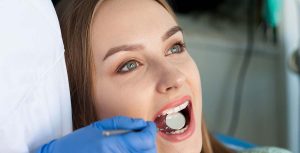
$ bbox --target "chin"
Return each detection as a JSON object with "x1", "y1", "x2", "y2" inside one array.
[{"x1": 156, "y1": 121, "x2": 202, "y2": 153}]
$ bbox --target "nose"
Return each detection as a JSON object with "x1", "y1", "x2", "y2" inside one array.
[{"x1": 156, "y1": 64, "x2": 186, "y2": 94}]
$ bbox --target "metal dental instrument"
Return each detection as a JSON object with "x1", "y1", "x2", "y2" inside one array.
[
  {"x1": 102, "y1": 128, "x2": 159, "y2": 136},
  {"x1": 102, "y1": 130, "x2": 134, "y2": 136}
]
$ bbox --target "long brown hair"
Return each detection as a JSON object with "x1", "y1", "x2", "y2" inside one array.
[{"x1": 56, "y1": 0, "x2": 233, "y2": 153}]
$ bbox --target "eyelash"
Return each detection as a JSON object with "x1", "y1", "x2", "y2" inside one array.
[
  {"x1": 116, "y1": 59, "x2": 142, "y2": 74},
  {"x1": 116, "y1": 41, "x2": 186, "y2": 74},
  {"x1": 166, "y1": 41, "x2": 186, "y2": 56}
]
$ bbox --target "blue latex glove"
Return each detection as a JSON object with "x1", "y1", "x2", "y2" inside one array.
[{"x1": 36, "y1": 116, "x2": 157, "y2": 153}]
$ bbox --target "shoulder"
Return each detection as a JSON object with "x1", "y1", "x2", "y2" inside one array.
[{"x1": 238, "y1": 147, "x2": 292, "y2": 153}]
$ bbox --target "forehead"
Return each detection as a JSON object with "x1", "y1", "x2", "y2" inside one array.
[{"x1": 91, "y1": 0, "x2": 177, "y2": 55}]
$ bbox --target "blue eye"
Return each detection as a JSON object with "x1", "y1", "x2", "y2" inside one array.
[
  {"x1": 166, "y1": 42, "x2": 186, "y2": 55},
  {"x1": 117, "y1": 60, "x2": 140, "y2": 73}
]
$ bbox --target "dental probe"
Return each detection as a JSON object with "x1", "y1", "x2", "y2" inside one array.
[
  {"x1": 102, "y1": 128, "x2": 159, "y2": 136},
  {"x1": 102, "y1": 130, "x2": 133, "y2": 136}
]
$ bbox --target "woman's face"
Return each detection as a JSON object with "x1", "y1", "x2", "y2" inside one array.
[{"x1": 91, "y1": 0, "x2": 202, "y2": 152}]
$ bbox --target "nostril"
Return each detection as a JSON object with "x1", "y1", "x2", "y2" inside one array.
[
  {"x1": 166, "y1": 87, "x2": 173, "y2": 91},
  {"x1": 156, "y1": 69, "x2": 186, "y2": 93}
]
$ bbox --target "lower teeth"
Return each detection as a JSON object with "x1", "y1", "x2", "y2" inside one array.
[{"x1": 166, "y1": 125, "x2": 189, "y2": 135}]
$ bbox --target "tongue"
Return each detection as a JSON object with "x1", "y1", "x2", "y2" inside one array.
[{"x1": 154, "y1": 112, "x2": 186, "y2": 133}]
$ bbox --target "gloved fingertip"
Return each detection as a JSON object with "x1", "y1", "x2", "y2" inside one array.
[
  {"x1": 132, "y1": 117, "x2": 147, "y2": 125},
  {"x1": 147, "y1": 121, "x2": 157, "y2": 132},
  {"x1": 146, "y1": 121, "x2": 156, "y2": 127},
  {"x1": 123, "y1": 117, "x2": 148, "y2": 129}
]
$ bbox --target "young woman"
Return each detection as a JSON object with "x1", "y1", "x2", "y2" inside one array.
[
  {"x1": 55, "y1": 0, "x2": 231, "y2": 152},
  {"x1": 53, "y1": 0, "x2": 290, "y2": 153}
]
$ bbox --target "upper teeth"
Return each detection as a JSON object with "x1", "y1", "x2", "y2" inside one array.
[{"x1": 161, "y1": 101, "x2": 189, "y2": 115}]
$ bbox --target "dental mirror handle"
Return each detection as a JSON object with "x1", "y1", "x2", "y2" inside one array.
[
  {"x1": 102, "y1": 130, "x2": 133, "y2": 136},
  {"x1": 102, "y1": 128, "x2": 159, "y2": 136}
]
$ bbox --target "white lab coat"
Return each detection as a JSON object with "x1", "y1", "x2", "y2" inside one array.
[{"x1": 0, "y1": 0, "x2": 72, "y2": 152}]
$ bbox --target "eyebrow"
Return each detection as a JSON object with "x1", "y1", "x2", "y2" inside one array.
[
  {"x1": 103, "y1": 26, "x2": 183, "y2": 61},
  {"x1": 162, "y1": 26, "x2": 183, "y2": 41}
]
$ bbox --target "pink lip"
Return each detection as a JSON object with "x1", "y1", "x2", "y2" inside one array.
[{"x1": 153, "y1": 95, "x2": 195, "y2": 143}]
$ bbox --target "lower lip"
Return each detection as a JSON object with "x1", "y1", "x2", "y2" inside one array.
[{"x1": 158, "y1": 101, "x2": 195, "y2": 143}]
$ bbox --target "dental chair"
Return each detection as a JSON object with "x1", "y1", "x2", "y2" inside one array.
[{"x1": 214, "y1": 133, "x2": 256, "y2": 151}]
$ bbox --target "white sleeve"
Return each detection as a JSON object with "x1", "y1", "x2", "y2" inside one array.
[{"x1": 0, "y1": 0, "x2": 72, "y2": 152}]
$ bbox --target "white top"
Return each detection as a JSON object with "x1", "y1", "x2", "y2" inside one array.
[{"x1": 0, "y1": 0, "x2": 72, "y2": 152}]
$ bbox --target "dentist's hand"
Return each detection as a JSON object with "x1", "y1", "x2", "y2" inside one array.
[{"x1": 36, "y1": 116, "x2": 157, "y2": 153}]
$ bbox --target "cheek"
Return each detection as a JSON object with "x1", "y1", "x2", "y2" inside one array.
[
  {"x1": 93, "y1": 78, "x2": 153, "y2": 120},
  {"x1": 181, "y1": 57, "x2": 202, "y2": 94},
  {"x1": 182, "y1": 58, "x2": 203, "y2": 118},
  {"x1": 189, "y1": 59, "x2": 202, "y2": 111}
]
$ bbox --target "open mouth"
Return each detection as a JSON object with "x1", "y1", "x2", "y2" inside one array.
[{"x1": 154, "y1": 95, "x2": 195, "y2": 142}]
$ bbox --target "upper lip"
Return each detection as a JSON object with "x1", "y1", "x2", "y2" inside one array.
[{"x1": 153, "y1": 95, "x2": 191, "y2": 121}]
